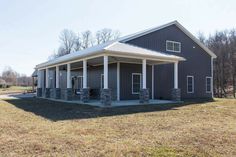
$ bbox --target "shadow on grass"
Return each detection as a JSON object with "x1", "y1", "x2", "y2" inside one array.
[{"x1": 4, "y1": 97, "x2": 214, "y2": 121}]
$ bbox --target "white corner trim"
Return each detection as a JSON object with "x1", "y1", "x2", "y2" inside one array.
[
  {"x1": 211, "y1": 57, "x2": 214, "y2": 98},
  {"x1": 187, "y1": 75, "x2": 194, "y2": 94},
  {"x1": 132, "y1": 73, "x2": 142, "y2": 94}
]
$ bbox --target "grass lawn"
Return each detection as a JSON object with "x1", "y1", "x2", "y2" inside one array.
[
  {"x1": 0, "y1": 86, "x2": 32, "y2": 95},
  {"x1": 0, "y1": 98, "x2": 235, "y2": 157}
]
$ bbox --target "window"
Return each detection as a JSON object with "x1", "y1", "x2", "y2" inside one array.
[
  {"x1": 187, "y1": 76, "x2": 194, "y2": 93},
  {"x1": 206, "y1": 77, "x2": 212, "y2": 93},
  {"x1": 101, "y1": 74, "x2": 104, "y2": 89},
  {"x1": 166, "y1": 40, "x2": 181, "y2": 52},
  {"x1": 77, "y1": 76, "x2": 83, "y2": 89},
  {"x1": 132, "y1": 73, "x2": 142, "y2": 94}
]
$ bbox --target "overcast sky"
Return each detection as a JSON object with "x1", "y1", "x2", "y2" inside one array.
[{"x1": 0, "y1": 0, "x2": 235, "y2": 76}]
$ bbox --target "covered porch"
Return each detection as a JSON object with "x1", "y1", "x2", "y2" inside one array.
[{"x1": 36, "y1": 42, "x2": 185, "y2": 106}]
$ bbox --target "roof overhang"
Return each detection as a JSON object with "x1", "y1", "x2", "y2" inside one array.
[{"x1": 36, "y1": 42, "x2": 185, "y2": 69}]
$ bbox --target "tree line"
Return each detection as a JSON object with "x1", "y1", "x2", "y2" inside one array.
[
  {"x1": 199, "y1": 29, "x2": 236, "y2": 98},
  {"x1": 0, "y1": 67, "x2": 32, "y2": 87},
  {"x1": 49, "y1": 28, "x2": 121, "y2": 59}
]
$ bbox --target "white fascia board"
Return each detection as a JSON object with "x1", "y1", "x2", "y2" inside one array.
[
  {"x1": 35, "y1": 52, "x2": 104, "y2": 70},
  {"x1": 36, "y1": 51, "x2": 104, "y2": 70},
  {"x1": 35, "y1": 41, "x2": 113, "y2": 69}
]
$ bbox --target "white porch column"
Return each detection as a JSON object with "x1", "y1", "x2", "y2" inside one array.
[
  {"x1": 56, "y1": 66, "x2": 59, "y2": 88},
  {"x1": 142, "y1": 59, "x2": 147, "y2": 89},
  {"x1": 104, "y1": 55, "x2": 108, "y2": 89},
  {"x1": 83, "y1": 59, "x2": 87, "y2": 88},
  {"x1": 67, "y1": 63, "x2": 71, "y2": 88},
  {"x1": 46, "y1": 68, "x2": 49, "y2": 88},
  {"x1": 174, "y1": 61, "x2": 178, "y2": 89},
  {"x1": 37, "y1": 70, "x2": 42, "y2": 88},
  {"x1": 117, "y1": 62, "x2": 120, "y2": 101},
  {"x1": 152, "y1": 65, "x2": 154, "y2": 99}
]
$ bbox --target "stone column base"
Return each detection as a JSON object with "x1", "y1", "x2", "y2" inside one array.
[
  {"x1": 45, "y1": 88, "x2": 50, "y2": 98},
  {"x1": 100, "y1": 89, "x2": 112, "y2": 106},
  {"x1": 55, "y1": 88, "x2": 61, "y2": 99},
  {"x1": 139, "y1": 88, "x2": 149, "y2": 103},
  {"x1": 37, "y1": 88, "x2": 42, "y2": 97},
  {"x1": 80, "y1": 88, "x2": 90, "y2": 102},
  {"x1": 171, "y1": 88, "x2": 181, "y2": 101},
  {"x1": 65, "y1": 88, "x2": 72, "y2": 101}
]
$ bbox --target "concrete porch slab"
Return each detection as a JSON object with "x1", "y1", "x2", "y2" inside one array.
[{"x1": 39, "y1": 97, "x2": 182, "y2": 108}]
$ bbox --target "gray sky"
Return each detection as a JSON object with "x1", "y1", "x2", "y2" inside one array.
[{"x1": 0, "y1": 0, "x2": 235, "y2": 76}]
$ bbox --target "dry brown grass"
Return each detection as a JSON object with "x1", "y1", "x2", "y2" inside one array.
[{"x1": 0, "y1": 98, "x2": 235, "y2": 157}]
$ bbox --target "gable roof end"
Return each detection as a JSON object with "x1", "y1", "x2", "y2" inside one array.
[{"x1": 120, "y1": 21, "x2": 217, "y2": 58}]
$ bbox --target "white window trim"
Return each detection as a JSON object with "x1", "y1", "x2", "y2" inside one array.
[
  {"x1": 166, "y1": 40, "x2": 181, "y2": 53},
  {"x1": 206, "y1": 76, "x2": 212, "y2": 93},
  {"x1": 77, "y1": 76, "x2": 83, "y2": 89},
  {"x1": 187, "y1": 75, "x2": 194, "y2": 93},
  {"x1": 132, "y1": 73, "x2": 142, "y2": 94},
  {"x1": 101, "y1": 74, "x2": 104, "y2": 89}
]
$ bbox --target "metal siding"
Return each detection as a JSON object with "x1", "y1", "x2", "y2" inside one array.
[
  {"x1": 87, "y1": 63, "x2": 117, "y2": 100},
  {"x1": 126, "y1": 25, "x2": 212, "y2": 99},
  {"x1": 59, "y1": 63, "x2": 117, "y2": 100},
  {"x1": 120, "y1": 63, "x2": 152, "y2": 100}
]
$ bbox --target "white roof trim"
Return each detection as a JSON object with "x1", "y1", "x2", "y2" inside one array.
[
  {"x1": 120, "y1": 21, "x2": 217, "y2": 58},
  {"x1": 36, "y1": 42, "x2": 185, "y2": 69}
]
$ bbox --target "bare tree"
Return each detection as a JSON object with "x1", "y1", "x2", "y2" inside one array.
[
  {"x1": 50, "y1": 28, "x2": 121, "y2": 59},
  {"x1": 197, "y1": 31, "x2": 206, "y2": 44},
  {"x1": 17, "y1": 74, "x2": 32, "y2": 86},
  {"x1": 206, "y1": 30, "x2": 236, "y2": 98},
  {"x1": 74, "y1": 34, "x2": 82, "y2": 51},
  {"x1": 59, "y1": 29, "x2": 76, "y2": 55},
  {"x1": 96, "y1": 28, "x2": 120, "y2": 44},
  {"x1": 81, "y1": 30, "x2": 93, "y2": 49},
  {"x1": 95, "y1": 30, "x2": 103, "y2": 45},
  {"x1": 1, "y1": 67, "x2": 18, "y2": 85},
  {"x1": 229, "y1": 29, "x2": 236, "y2": 97}
]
